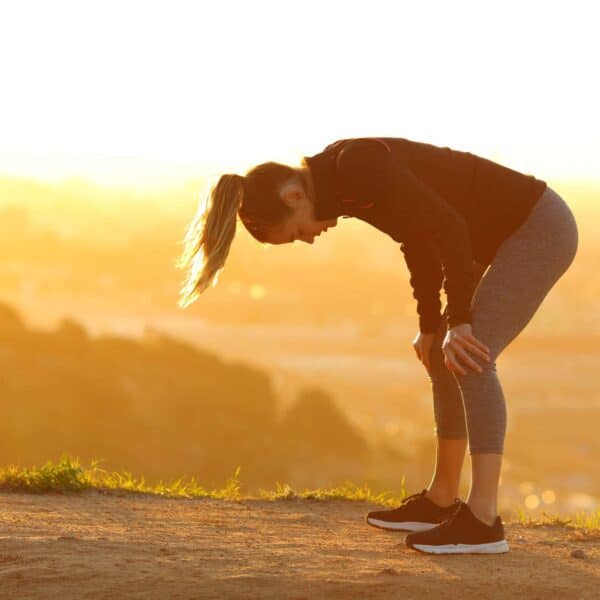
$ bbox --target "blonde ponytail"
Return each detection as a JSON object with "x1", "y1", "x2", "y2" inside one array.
[{"x1": 176, "y1": 173, "x2": 244, "y2": 308}]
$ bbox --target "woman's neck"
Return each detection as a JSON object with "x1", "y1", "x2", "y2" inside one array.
[{"x1": 296, "y1": 164, "x2": 316, "y2": 206}]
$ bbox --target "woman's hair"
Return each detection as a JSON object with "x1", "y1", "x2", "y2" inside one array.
[{"x1": 176, "y1": 160, "x2": 307, "y2": 308}]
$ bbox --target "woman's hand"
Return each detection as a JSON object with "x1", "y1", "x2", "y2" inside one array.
[
  {"x1": 412, "y1": 331, "x2": 436, "y2": 375},
  {"x1": 442, "y1": 323, "x2": 491, "y2": 375}
]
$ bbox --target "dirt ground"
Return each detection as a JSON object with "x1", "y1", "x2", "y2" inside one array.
[{"x1": 0, "y1": 489, "x2": 599, "y2": 599}]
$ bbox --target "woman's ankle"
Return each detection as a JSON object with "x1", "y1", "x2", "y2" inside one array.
[{"x1": 424, "y1": 486, "x2": 459, "y2": 508}]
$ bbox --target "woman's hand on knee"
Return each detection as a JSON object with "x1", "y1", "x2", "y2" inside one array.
[
  {"x1": 412, "y1": 331, "x2": 436, "y2": 374},
  {"x1": 442, "y1": 323, "x2": 491, "y2": 375}
]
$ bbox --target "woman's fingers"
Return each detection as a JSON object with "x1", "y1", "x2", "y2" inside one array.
[
  {"x1": 444, "y1": 344, "x2": 482, "y2": 374},
  {"x1": 456, "y1": 335, "x2": 491, "y2": 362},
  {"x1": 413, "y1": 341, "x2": 432, "y2": 374},
  {"x1": 444, "y1": 351, "x2": 467, "y2": 376},
  {"x1": 442, "y1": 328, "x2": 492, "y2": 375},
  {"x1": 413, "y1": 345, "x2": 421, "y2": 361},
  {"x1": 452, "y1": 345, "x2": 484, "y2": 373},
  {"x1": 464, "y1": 334, "x2": 491, "y2": 356},
  {"x1": 464, "y1": 341, "x2": 491, "y2": 362},
  {"x1": 422, "y1": 352, "x2": 432, "y2": 373},
  {"x1": 414, "y1": 347, "x2": 427, "y2": 372}
]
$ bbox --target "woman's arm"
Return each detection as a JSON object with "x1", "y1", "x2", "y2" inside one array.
[{"x1": 400, "y1": 232, "x2": 445, "y2": 333}]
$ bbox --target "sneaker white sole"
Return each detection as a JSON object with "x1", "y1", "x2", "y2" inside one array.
[
  {"x1": 411, "y1": 539, "x2": 510, "y2": 554},
  {"x1": 366, "y1": 518, "x2": 440, "y2": 532}
]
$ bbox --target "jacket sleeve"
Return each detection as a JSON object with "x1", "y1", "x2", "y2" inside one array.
[
  {"x1": 400, "y1": 233, "x2": 445, "y2": 333},
  {"x1": 335, "y1": 138, "x2": 476, "y2": 332}
]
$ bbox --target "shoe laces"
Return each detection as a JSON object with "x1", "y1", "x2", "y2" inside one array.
[
  {"x1": 397, "y1": 489, "x2": 427, "y2": 507},
  {"x1": 435, "y1": 501, "x2": 466, "y2": 530}
]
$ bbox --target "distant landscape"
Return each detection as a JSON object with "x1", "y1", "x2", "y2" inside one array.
[{"x1": 1, "y1": 174, "x2": 599, "y2": 518}]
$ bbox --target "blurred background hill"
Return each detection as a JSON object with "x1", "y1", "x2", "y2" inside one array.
[{"x1": 0, "y1": 175, "x2": 598, "y2": 517}]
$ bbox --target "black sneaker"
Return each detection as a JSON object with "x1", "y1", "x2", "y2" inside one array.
[
  {"x1": 365, "y1": 488, "x2": 460, "y2": 532},
  {"x1": 404, "y1": 500, "x2": 510, "y2": 554}
]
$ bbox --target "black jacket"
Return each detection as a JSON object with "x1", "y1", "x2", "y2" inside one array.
[{"x1": 302, "y1": 136, "x2": 547, "y2": 333}]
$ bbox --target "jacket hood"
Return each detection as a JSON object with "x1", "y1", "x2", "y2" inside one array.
[{"x1": 302, "y1": 141, "x2": 350, "y2": 221}]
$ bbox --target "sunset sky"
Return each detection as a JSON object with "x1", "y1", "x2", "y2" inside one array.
[{"x1": 0, "y1": 0, "x2": 598, "y2": 189}]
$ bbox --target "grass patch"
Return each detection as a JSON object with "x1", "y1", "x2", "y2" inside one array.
[
  {"x1": 256, "y1": 478, "x2": 407, "y2": 506},
  {"x1": 511, "y1": 505, "x2": 600, "y2": 538},
  {"x1": 1, "y1": 454, "x2": 598, "y2": 536},
  {"x1": 0, "y1": 454, "x2": 243, "y2": 499}
]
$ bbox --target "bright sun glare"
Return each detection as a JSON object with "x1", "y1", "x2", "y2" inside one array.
[{"x1": 0, "y1": 1, "x2": 598, "y2": 188}]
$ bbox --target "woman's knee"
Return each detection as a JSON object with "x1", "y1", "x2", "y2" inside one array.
[{"x1": 451, "y1": 356, "x2": 498, "y2": 385}]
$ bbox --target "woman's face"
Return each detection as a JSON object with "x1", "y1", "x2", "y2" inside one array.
[{"x1": 266, "y1": 180, "x2": 338, "y2": 245}]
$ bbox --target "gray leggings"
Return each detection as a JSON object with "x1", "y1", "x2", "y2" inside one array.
[{"x1": 428, "y1": 185, "x2": 579, "y2": 454}]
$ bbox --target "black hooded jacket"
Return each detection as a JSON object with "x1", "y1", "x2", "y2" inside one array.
[{"x1": 302, "y1": 136, "x2": 547, "y2": 333}]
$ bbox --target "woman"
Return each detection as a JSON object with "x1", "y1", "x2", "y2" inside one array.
[{"x1": 176, "y1": 136, "x2": 579, "y2": 555}]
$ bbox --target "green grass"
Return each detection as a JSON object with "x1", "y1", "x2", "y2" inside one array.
[{"x1": 1, "y1": 454, "x2": 599, "y2": 537}]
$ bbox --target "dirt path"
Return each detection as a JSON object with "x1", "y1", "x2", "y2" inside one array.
[{"x1": 1, "y1": 490, "x2": 598, "y2": 599}]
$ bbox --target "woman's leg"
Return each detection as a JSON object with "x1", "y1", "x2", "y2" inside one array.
[
  {"x1": 425, "y1": 305, "x2": 470, "y2": 505},
  {"x1": 424, "y1": 437, "x2": 468, "y2": 507},
  {"x1": 451, "y1": 186, "x2": 579, "y2": 525}
]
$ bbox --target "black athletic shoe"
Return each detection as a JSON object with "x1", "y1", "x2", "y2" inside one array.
[
  {"x1": 404, "y1": 500, "x2": 510, "y2": 554},
  {"x1": 365, "y1": 488, "x2": 460, "y2": 532}
]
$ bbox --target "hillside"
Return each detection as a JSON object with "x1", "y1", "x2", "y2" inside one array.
[{"x1": 1, "y1": 489, "x2": 598, "y2": 599}]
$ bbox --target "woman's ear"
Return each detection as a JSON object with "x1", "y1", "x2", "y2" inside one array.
[{"x1": 279, "y1": 181, "x2": 304, "y2": 209}]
